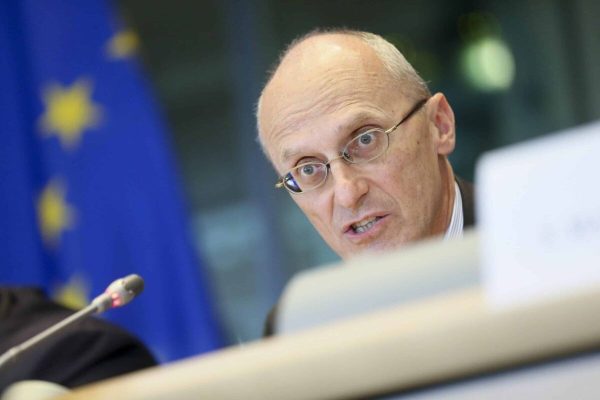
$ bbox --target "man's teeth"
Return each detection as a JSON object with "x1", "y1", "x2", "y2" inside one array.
[{"x1": 352, "y1": 217, "x2": 379, "y2": 233}]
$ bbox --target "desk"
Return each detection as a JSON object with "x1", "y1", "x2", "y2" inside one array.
[{"x1": 58, "y1": 282, "x2": 600, "y2": 399}]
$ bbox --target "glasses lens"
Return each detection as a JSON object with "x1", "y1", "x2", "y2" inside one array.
[
  {"x1": 344, "y1": 129, "x2": 388, "y2": 163},
  {"x1": 284, "y1": 162, "x2": 327, "y2": 193}
]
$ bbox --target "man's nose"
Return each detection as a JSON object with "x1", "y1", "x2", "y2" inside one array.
[{"x1": 329, "y1": 161, "x2": 368, "y2": 210}]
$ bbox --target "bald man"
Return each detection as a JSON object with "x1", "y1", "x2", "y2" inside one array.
[{"x1": 256, "y1": 29, "x2": 474, "y2": 334}]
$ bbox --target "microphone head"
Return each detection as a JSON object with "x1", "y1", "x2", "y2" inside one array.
[
  {"x1": 105, "y1": 274, "x2": 144, "y2": 308},
  {"x1": 121, "y1": 274, "x2": 145, "y2": 296}
]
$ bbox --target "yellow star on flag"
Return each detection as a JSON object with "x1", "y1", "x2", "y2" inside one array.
[
  {"x1": 37, "y1": 179, "x2": 76, "y2": 247},
  {"x1": 39, "y1": 79, "x2": 101, "y2": 150},
  {"x1": 53, "y1": 275, "x2": 90, "y2": 310},
  {"x1": 106, "y1": 29, "x2": 139, "y2": 59}
]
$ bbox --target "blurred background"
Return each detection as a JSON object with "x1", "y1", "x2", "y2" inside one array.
[
  {"x1": 2, "y1": 0, "x2": 599, "y2": 361},
  {"x1": 115, "y1": 0, "x2": 600, "y2": 344}
]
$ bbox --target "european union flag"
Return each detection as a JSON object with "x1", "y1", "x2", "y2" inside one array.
[{"x1": 0, "y1": 0, "x2": 222, "y2": 361}]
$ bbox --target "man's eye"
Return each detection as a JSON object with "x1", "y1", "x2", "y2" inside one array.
[
  {"x1": 300, "y1": 164, "x2": 315, "y2": 176},
  {"x1": 358, "y1": 132, "x2": 375, "y2": 146}
]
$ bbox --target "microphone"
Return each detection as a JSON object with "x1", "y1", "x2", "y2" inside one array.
[
  {"x1": 91, "y1": 274, "x2": 145, "y2": 313},
  {"x1": 0, "y1": 274, "x2": 144, "y2": 369}
]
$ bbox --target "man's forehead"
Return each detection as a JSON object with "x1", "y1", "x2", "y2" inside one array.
[
  {"x1": 277, "y1": 106, "x2": 390, "y2": 164},
  {"x1": 259, "y1": 34, "x2": 396, "y2": 163}
]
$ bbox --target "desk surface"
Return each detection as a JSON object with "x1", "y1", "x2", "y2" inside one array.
[{"x1": 58, "y1": 283, "x2": 600, "y2": 400}]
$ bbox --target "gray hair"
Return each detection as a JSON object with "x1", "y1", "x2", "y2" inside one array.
[
  {"x1": 347, "y1": 30, "x2": 431, "y2": 100},
  {"x1": 256, "y1": 29, "x2": 431, "y2": 156}
]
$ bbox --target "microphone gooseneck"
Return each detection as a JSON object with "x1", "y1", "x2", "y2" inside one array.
[{"x1": 0, "y1": 274, "x2": 145, "y2": 369}]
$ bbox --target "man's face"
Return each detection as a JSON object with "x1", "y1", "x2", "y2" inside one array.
[{"x1": 259, "y1": 35, "x2": 455, "y2": 259}]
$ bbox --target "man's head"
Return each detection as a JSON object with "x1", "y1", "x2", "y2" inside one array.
[{"x1": 257, "y1": 30, "x2": 457, "y2": 259}]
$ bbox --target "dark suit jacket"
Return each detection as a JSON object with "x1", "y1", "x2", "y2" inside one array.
[
  {"x1": 263, "y1": 178, "x2": 476, "y2": 337},
  {"x1": 0, "y1": 287, "x2": 157, "y2": 391},
  {"x1": 456, "y1": 177, "x2": 475, "y2": 228}
]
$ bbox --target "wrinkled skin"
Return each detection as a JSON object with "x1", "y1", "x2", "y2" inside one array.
[{"x1": 258, "y1": 34, "x2": 457, "y2": 259}]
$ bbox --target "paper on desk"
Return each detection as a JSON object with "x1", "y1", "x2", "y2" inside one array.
[{"x1": 476, "y1": 120, "x2": 600, "y2": 308}]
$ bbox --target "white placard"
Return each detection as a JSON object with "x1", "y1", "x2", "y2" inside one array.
[{"x1": 476, "y1": 120, "x2": 600, "y2": 308}]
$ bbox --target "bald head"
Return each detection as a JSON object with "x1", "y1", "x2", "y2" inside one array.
[
  {"x1": 257, "y1": 30, "x2": 430, "y2": 160},
  {"x1": 255, "y1": 30, "x2": 456, "y2": 258}
]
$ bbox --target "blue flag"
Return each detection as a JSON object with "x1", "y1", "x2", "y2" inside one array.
[{"x1": 0, "y1": 0, "x2": 222, "y2": 361}]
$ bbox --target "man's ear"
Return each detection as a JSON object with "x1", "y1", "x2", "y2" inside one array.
[{"x1": 427, "y1": 92, "x2": 456, "y2": 156}]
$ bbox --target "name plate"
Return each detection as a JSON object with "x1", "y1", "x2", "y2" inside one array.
[{"x1": 476, "y1": 121, "x2": 600, "y2": 308}]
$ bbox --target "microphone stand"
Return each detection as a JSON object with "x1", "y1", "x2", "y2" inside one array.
[
  {"x1": 0, "y1": 274, "x2": 143, "y2": 370},
  {"x1": 0, "y1": 304, "x2": 98, "y2": 369}
]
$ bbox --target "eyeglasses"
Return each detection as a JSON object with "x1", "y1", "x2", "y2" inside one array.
[{"x1": 275, "y1": 98, "x2": 429, "y2": 194}]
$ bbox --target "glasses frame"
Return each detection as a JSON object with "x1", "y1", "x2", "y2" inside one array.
[{"x1": 275, "y1": 97, "x2": 429, "y2": 194}]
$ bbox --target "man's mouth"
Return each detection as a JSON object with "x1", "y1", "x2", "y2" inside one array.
[{"x1": 350, "y1": 216, "x2": 383, "y2": 234}]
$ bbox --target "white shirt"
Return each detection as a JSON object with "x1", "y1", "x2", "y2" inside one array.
[{"x1": 444, "y1": 181, "x2": 463, "y2": 240}]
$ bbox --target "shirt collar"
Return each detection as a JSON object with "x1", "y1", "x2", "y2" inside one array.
[{"x1": 444, "y1": 181, "x2": 464, "y2": 240}]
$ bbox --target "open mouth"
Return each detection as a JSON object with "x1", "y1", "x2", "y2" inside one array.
[{"x1": 350, "y1": 216, "x2": 383, "y2": 234}]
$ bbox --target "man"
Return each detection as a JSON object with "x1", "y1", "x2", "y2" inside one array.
[
  {"x1": 256, "y1": 29, "x2": 474, "y2": 334},
  {"x1": 0, "y1": 287, "x2": 157, "y2": 392}
]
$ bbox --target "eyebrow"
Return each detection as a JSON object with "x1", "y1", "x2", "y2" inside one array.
[
  {"x1": 281, "y1": 148, "x2": 299, "y2": 164},
  {"x1": 279, "y1": 110, "x2": 384, "y2": 164}
]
